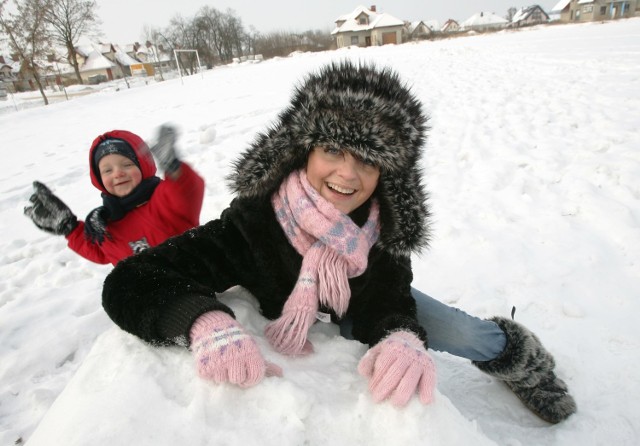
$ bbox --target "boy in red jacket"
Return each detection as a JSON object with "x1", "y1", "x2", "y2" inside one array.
[{"x1": 24, "y1": 125, "x2": 205, "y2": 265}]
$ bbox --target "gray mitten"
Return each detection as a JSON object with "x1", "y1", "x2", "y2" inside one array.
[
  {"x1": 24, "y1": 181, "x2": 78, "y2": 236},
  {"x1": 150, "y1": 124, "x2": 181, "y2": 174}
]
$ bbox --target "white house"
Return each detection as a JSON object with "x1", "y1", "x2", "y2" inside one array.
[
  {"x1": 461, "y1": 12, "x2": 509, "y2": 31},
  {"x1": 75, "y1": 44, "x2": 117, "y2": 83},
  {"x1": 332, "y1": 5, "x2": 405, "y2": 48}
]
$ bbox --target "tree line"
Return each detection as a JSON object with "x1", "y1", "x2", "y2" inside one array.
[
  {"x1": 145, "y1": 6, "x2": 333, "y2": 71},
  {"x1": 0, "y1": 0, "x2": 333, "y2": 105}
]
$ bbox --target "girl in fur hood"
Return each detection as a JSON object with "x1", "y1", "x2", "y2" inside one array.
[
  {"x1": 24, "y1": 126, "x2": 204, "y2": 265},
  {"x1": 102, "y1": 62, "x2": 575, "y2": 423}
]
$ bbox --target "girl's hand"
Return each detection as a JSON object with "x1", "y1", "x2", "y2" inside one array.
[
  {"x1": 358, "y1": 331, "x2": 436, "y2": 407},
  {"x1": 190, "y1": 311, "x2": 282, "y2": 387}
]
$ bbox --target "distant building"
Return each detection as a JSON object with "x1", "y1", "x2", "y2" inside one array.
[
  {"x1": 461, "y1": 12, "x2": 509, "y2": 31},
  {"x1": 552, "y1": 0, "x2": 638, "y2": 22},
  {"x1": 75, "y1": 44, "x2": 117, "y2": 83},
  {"x1": 0, "y1": 55, "x2": 16, "y2": 82},
  {"x1": 405, "y1": 21, "x2": 434, "y2": 40},
  {"x1": 332, "y1": 5, "x2": 405, "y2": 48},
  {"x1": 441, "y1": 19, "x2": 461, "y2": 33},
  {"x1": 511, "y1": 5, "x2": 551, "y2": 26}
]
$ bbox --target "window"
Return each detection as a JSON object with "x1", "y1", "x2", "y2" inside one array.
[
  {"x1": 600, "y1": 6, "x2": 607, "y2": 15},
  {"x1": 351, "y1": 36, "x2": 359, "y2": 45}
]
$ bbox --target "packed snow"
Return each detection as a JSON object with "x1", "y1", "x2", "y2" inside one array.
[{"x1": 1, "y1": 19, "x2": 639, "y2": 446}]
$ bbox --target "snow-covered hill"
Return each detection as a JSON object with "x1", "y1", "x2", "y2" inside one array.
[{"x1": 1, "y1": 18, "x2": 639, "y2": 445}]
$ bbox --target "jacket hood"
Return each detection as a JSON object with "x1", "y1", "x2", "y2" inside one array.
[
  {"x1": 228, "y1": 61, "x2": 431, "y2": 256},
  {"x1": 89, "y1": 130, "x2": 157, "y2": 194}
]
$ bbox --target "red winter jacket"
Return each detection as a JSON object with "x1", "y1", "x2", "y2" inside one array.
[{"x1": 66, "y1": 130, "x2": 205, "y2": 266}]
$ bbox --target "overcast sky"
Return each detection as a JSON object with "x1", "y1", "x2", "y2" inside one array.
[{"x1": 94, "y1": 1, "x2": 560, "y2": 44}]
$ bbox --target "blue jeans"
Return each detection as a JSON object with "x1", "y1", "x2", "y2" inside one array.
[{"x1": 339, "y1": 288, "x2": 507, "y2": 362}]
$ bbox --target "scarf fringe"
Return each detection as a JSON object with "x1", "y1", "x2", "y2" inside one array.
[
  {"x1": 317, "y1": 249, "x2": 350, "y2": 317},
  {"x1": 265, "y1": 307, "x2": 316, "y2": 356}
]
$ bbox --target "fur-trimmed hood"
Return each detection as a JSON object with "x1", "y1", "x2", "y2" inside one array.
[{"x1": 228, "y1": 61, "x2": 430, "y2": 256}]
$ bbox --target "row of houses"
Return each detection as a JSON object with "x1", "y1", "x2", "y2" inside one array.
[
  {"x1": 0, "y1": 40, "x2": 175, "y2": 93},
  {"x1": 332, "y1": 5, "x2": 550, "y2": 49},
  {"x1": 332, "y1": 3, "x2": 639, "y2": 49}
]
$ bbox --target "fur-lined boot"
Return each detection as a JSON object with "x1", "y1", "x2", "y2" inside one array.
[{"x1": 473, "y1": 317, "x2": 576, "y2": 424}]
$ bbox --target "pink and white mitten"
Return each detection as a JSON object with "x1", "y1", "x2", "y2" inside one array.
[
  {"x1": 358, "y1": 331, "x2": 436, "y2": 407},
  {"x1": 190, "y1": 311, "x2": 282, "y2": 387}
]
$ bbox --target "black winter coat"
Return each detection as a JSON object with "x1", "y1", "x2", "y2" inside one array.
[{"x1": 102, "y1": 195, "x2": 427, "y2": 349}]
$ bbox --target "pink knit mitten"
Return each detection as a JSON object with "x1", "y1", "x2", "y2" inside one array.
[
  {"x1": 358, "y1": 331, "x2": 436, "y2": 407},
  {"x1": 190, "y1": 311, "x2": 282, "y2": 387}
]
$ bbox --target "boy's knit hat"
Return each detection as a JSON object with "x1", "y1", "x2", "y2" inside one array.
[
  {"x1": 93, "y1": 138, "x2": 140, "y2": 170},
  {"x1": 227, "y1": 61, "x2": 430, "y2": 257}
]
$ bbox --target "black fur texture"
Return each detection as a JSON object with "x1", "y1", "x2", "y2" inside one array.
[
  {"x1": 474, "y1": 317, "x2": 577, "y2": 424},
  {"x1": 102, "y1": 197, "x2": 427, "y2": 349},
  {"x1": 227, "y1": 61, "x2": 430, "y2": 257}
]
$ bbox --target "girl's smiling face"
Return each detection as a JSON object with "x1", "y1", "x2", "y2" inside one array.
[
  {"x1": 98, "y1": 154, "x2": 142, "y2": 197},
  {"x1": 305, "y1": 146, "x2": 380, "y2": 214}
]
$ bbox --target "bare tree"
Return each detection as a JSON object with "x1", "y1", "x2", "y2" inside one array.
[
  {"x1": 506, "y1": 7, "x2": 518, "y2": 22},
  {"x1": 302, "y1": 29, "x2": 334, "y2": 51},
  {"x1": 0, "y1": 0, "x2": 53, "y2": 104},
  {"x1": 145, "y1": 24, "x2": 175, "y2": 56},
  {"x1": 44, "y1": 0, "x2": 99, "y2": 84},
  {"x1": 244, "y1": 25, "x2": 258, "y2": 56},
  {"x1": 192, "y1": 7, "x2": 244, "y2": 65},
  {"x1": 220, "y1": 10, "x2": 244, "y2": 60},
  {"x1": 193, "y1": 6, "x2": 223, "y2": 67},
  {"x1": 255, "y1": 30, "x2": 325, "y2": 59},
  {"x1": 166, "y1": 14, "x2": 199, "y2": 74}
]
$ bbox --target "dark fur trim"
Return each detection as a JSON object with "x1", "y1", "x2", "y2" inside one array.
[
  {"x1": 227, "y1": 61, "x2": 430, "y2": 256},
  {"x1": 474, "y1": 317, "x2": 577, "y2": 424}
]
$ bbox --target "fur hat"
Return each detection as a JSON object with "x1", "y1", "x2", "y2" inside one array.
[{"x1": 228, "y1": 61, "x2": 430, "y2": 256}]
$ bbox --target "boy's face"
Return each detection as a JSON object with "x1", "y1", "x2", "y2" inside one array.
[
  {"x1": 98, "y1": 154, "x2": 142, "y2": 197},
  {"x1": 306, "y1": 146, "x2": 380, "y2": 215}
]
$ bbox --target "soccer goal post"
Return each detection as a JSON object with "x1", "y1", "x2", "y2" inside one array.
[{"x1": 173, "y1": 49, "x2": 204, "y2": 84}]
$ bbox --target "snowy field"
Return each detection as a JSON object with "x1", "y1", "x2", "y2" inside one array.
[{"x1": 1, "y1": 18, "x2": 639, "y2": 445}]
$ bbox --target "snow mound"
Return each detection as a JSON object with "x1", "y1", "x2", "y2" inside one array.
[
  {"x1": 199, "y1": 124, "x2": 217, "y2": 144},
  {"x1": 26, "y1": 288, "x2": 497, "y2": 446}
]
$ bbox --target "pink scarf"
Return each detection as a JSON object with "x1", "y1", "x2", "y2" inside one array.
[{"x1": 265, "y1": 169, "x2": 380, "y2": 355}]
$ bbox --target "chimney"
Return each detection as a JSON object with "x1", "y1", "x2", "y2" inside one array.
[
  {"x1": 370, "y1": 5, "x2": 376, "y2": 12},
  {"x1": 0, "y1": 56, "x2": 4, "y2": 64}
]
